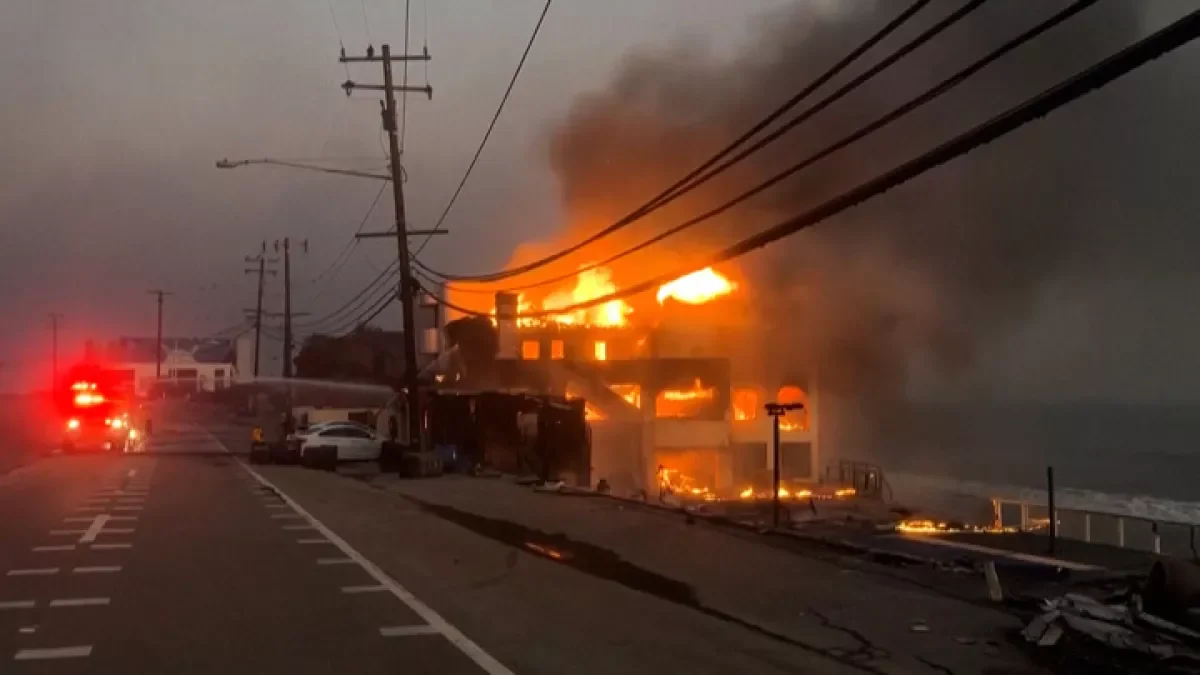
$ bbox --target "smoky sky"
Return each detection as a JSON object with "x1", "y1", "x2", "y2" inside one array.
[
  {"x1": 0, "y1": 0, "x2": 786, "y2": 391},
  {"x1": 541, "y1": 0, "x2": 1200, "y2": 402},
  {"x1": 1, "y1": 0, "x2": 1197, "y2": 402}
]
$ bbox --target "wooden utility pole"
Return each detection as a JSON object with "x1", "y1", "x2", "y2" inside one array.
[
  {"x1": 244, "y1": 254, "x2": 278, "y2": 378},
  {"x1": 340, "y1": 43, "x2": 432, "y2": 451},
  {"x1": 48, "y1": 313, "x2": 63, "y2": 389},
  {"x1": 147, "y1": 291, "x2": 172, "y2": 380},
  {"x1": 282, "y1": 238, "x2": 294, "y2": 379}
]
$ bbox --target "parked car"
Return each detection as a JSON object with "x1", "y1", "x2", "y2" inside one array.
[{"x1": 294, "y1": 423, "x2": 382, "y2": 462}]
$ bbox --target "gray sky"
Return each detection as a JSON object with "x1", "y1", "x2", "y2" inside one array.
[{"x1": 1, "y1": 0, "x2": 1198, "y2": 402}]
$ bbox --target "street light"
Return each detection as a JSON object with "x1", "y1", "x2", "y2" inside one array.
[{"x1": 215, "y1": 157, "x2": 391, "y2": 181}]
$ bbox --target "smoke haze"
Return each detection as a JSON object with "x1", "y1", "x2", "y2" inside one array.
[{"x1": 540, "y1": 0, "x2": 1200, "y2": 404}]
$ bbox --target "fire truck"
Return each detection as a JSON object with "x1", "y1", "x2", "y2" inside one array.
[{"x1": 56, "y1": 364, "x2": 140, "y2": 454}]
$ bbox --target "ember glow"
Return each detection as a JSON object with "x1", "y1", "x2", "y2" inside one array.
[
  {"x1": 896, "y1": 519, "x2": 1016, "y2": 534},
  {"x1": 657, "y1": 379, "x2": 715, "y2": 418},
  {"x1": 732, "y1": 388, "x2": 758, "y2": 421},
  {"x1": 657, "y1": 467, "x2": 717, "y2": 502},
  {"x1": 656, "y1": 267, "x2": 736, "y2": 305},
  {"x1": 542, "y1": 266, "x2": 633, "y2": 327}
]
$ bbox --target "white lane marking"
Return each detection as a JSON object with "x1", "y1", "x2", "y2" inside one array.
[
  {"x1": 14, "y1": 646, "x2": 93, "y2": 660},
  {"x1": 0, "y1": 601, "x2": 36, "y2": 610},
  {"x1": 297, "y1": 538, "x2": 331, "y2": 544},
  {"x1": 316, "y1": 558, "x2": 356, "y2": 565},
  {"x1": 49, "y1": 530, "x2": 88, "y2": 536},
  {"x1": 379, "y1": 625, "x2": 440, "y2": 637},
  {"x1": 90, "y1": 544, "x2": 131, "y2": 550},
  {"x1": 112, "y1": 506, "x2": 142, "y2": 512},
  {"x1": 283, "y1": 525, "x2": 315, "y2": 531},
  {"x1": 95, "y1": 491, "x2": 147, "y2": 497},
  {"x1": 115, "y1": 499, "x2": 144, "y2": 504},
  {"x1": 73, "y1": 566, "x2": 121, "y2": 574},
  {"x1": 238, "y1": 461, "x2": 515, "y2": 675},
  {"x1": 18, "y1": 626, "x2": 36, "y2": 634},
  {"x1": 6, "y1": 569, "x2": 58, "y2": 577},
  {"x1": 74, "y1": 506, "x2": 105, "y2": 512},
  {"x1": 34, "y1": 545, "x2": 76, "y2": 552},
  {"x1": 94, "y1": 528, "x2": 134, "y2": 535},
  {"x1": 341, "y1": 585, "x2": 388, "y2": 594},
  {"x1": 48, "y1": 598, "x2": 110, "y2": 608},
  {"x1": 270, "y1": 513, "x2": 303, "y2": 519},
  {"x1": 79, "y1": 514, "x2": 110, "y2": 543}
]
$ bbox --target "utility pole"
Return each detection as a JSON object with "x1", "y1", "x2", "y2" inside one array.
[
  {"x1": 282, "y1": 238, "x2": 294, "y2": 379},
  {"x1": 244, "y1": 254, "x2": 278, "y2": 378},
  {"x1": 341, "y1": 43, "x2": 433, "y2": 451},
  {"x1": 147, "y1": 291, "x2": 172, "y2": 381},
  {"x1": 48, "y1": 313, "x2": 63, "y2": 389}
]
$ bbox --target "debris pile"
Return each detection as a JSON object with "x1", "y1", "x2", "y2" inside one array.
[{"x1": 1022, "y1": 591, "x2": 1200, "y2": 673}]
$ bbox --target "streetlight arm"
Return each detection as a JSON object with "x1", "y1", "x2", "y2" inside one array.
[{"x1": 215, "y1": 157, "x2": 391, "y2": 181}]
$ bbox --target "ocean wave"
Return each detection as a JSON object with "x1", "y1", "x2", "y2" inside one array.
[{"x1": 888, "y1": 471, "x2": 1200, "y2": 526}]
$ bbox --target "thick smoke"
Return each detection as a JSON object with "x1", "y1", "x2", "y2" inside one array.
[{"x1": 542, "y1": 0, "x2": 1195, "y2": 414}]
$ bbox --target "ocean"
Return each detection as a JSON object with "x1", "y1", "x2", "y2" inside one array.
[{"x1": 829, "y1": 402, "x2": 1200, "y2": 526}]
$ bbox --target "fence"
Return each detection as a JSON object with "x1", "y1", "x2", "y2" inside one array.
[{"x1": 992, "y1": 497, "x2": 1199, "y2": 558}]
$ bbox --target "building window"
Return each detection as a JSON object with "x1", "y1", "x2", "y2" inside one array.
[
  {"x1": 550, "y1": 340, "x2": 564, "y2": 360},
  {"x1": 521, "y1": 340, "x2": 540, "y2": 360},
  {"x1": 422, "y1": 327, "x2": 439, "y2": 355},
  {"x1": 593, "y1": 340, "x2": 607, "y2": 361},
  {"x1": 732, "y1": 388, "x2": 758, "y2": 421},
  {"x1": 776, "y1": 385, "x2": 809, "y2": 430}
]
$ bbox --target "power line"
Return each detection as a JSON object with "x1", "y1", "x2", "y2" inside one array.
[
  {"x1": 418, "y1": 0, "x2": 943, "y2": 282},
  {"x1": 400, "y1": 0, "x2": 411, "y2": 155},
  {"x1": 327, "y1": 0, "x2": 351, "y2": 79},
  {"x1": 431, "y1": 0, "x2": 1100, "y2": 296},
  {"x1": 294, "y1": 260, "x2": 398, "y2": 329},
  {"x1": 428, "y1": 8, "x2": 1200, "y2": 319},
  {"x1": 410, "y1": 0, "x2": 553, "y2": 261}
]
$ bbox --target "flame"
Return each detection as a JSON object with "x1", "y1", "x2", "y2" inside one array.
[
  {"x1": 657, "y1": 267, "x2": 736, "y2": 305},
  {"x1": 896, "y1": 519, "x2": 1016, "y2": 534},
  {"x1": 609, "y1": 384, "x2": 641, "y2": 409},
  {"x1": 657, "y1": 467, "x2": 716, "y2": 501},
  {"x1": 542, "y1": 266, "x2": 633, "y2": 327},
  {"x1": 732, "y1": 388, "x2": 758, "y2": 421},
  {"x1": 779, "y1": 419, "x2": 800, "y2": 431},
  {"x1": 584, "y1": 403, "x2": 605, "y2": 421},
  {"x1": 657, "y1": 379, "x2": 715, "y2": 418}
]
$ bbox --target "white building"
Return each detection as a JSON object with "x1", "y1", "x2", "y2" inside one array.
[{"x1": 106, "y1": 337, "x2": 239, "y2": 396}]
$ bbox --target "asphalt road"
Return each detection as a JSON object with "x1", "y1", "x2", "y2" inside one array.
[
  {"x1": 0, "y1": 407, "x2": 894, "y2": 674},
  {"x1": 0, "y1": 419, "x2": 496, "y2": 674}
]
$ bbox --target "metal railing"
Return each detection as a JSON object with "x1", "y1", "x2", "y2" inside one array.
[{"x1": 992, "y1": 498, "x2": 1199, "y2": 559}]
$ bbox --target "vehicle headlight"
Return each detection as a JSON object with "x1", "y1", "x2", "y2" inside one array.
[
  {"x1": 110, "y1": 418, "x2": 124, "y2": 429},
  {"x1": 67, "y1": 418, "x2": 80, "y2": 430}
]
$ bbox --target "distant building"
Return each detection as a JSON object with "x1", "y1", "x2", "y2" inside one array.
[{"x1": 105, "y1": 337, "x2": 239, "y2": 396}]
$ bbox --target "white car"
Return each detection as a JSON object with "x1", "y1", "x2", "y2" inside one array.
[{"x1": 295, "y1": 423, "x2": 382, "y2": 462}]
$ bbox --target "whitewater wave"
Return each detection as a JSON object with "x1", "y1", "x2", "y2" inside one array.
[{"x1": 887, "y1": 471, "x2": 1200, "y2": 526}]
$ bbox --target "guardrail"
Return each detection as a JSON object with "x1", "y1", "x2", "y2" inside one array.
[{"x1": 991, "y1": 497, "x2": 1199, "y2": 559}]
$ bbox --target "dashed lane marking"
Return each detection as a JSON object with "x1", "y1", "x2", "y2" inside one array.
[
  {"x1": 65, "y1": 516, "x2": 137, "y2": 523},
  {"x1": 73, "y1": 566, "x2": 121, "y2": 574},
  {"x1": 6, "y1": 569, "x2": 58, "y2": 577},
  {"x1": 49, "y1": 530, "x2": 88, "y2": 536},
  {"x1": 316, "y1": 558, "x2": 356, "y2": 566},
  {"x1": 33, "y1": 546, "x2": 76, "y2": 552},
  {"x1": 271, "y1": 513, "x2": 303, "y2": 519},
  {"x1": 89, "y1": 544, "x2": 131, "y2": 550},
  {"x1": 79, "y1": 514, "x2": 110, "y2": 543},
  {"x1": 379, "y1": 626, "x2": 440, "y2": 637},
  {"x1": 0, "y1": 601, "x2": 36, "y2": 610},
  {"x1": 238, "y1": 460, "x2": 515, "y2": 675},
  {"x1": 74, "y1": 506, "x2": 105, "y2": 512},
  {"x1": 14, "y1": 646, "x2": 93, "y2": 660},
  {"x1": 283, "y1": 525, "x2": 315, "y2": 531},
  {"x1": 341, "y1": 585, "x2": 389, "y2": 594},
  {"x1": 297, "y1": 538, "x2": 331, "y2": 544},
  {"x1": 48, "y1": 598, "x2": 110, "y2": 608},
  {"x1": 111, "y1": 506, "x2": 142, "y2": 512}
]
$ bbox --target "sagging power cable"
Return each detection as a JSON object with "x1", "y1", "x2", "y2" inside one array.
[
  {"x1": 425, "y1": 0, "x2": 1103, "y2": 296},
  {"x1": 425, "y1": 8, "x2": 1200, "y2": 319},
  {"x1": 417, "y1": 0, "x2": 945, "y2": 282}
]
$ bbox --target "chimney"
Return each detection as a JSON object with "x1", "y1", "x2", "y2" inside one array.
[{"x1": 495, "y1": 292, "x2": 519, "y2": 359}]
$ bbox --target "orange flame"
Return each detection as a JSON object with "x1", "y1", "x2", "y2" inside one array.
[
  {"x1": 543, "y1": 266, "x2": 633, "y2": 327},
  {"x1": 656, "y1": 267, "x2": 736, "y2": 305}
]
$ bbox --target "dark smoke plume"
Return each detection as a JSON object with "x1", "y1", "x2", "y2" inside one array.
[{"x1": 543, "y1": 0, "x2": 1196, "y2": 408}]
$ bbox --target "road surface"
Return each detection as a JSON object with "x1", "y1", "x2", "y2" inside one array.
[{"x1": 0, "y1": 404, "x2": 1041, "y2": 674}]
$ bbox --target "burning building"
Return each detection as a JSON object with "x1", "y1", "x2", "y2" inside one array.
[{"x1": 446, "y1": 264, "x2": 819, "y2": 499}]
